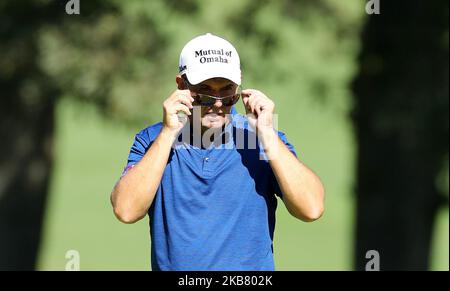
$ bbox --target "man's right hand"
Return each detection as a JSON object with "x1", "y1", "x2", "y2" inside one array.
[{"x1": 162, "y1": 89, "x2": 194, "y2": 136}]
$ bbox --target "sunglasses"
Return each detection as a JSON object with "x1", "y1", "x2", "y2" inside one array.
[
  {"x1": 183, "y1": 76, "x2": 241, "y2": 107},
  {"x1": 192, "y1": 92, "x2": 241, "y2": 107}
]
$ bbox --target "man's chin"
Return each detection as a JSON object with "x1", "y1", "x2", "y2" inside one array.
[
  {"x1": 202, "y1": 114, "x2": 227, "y2": 128},
  {"x1": 202, "y1": 122, "x2": 227, "y2": 130},
  {"x1": 202, "y1": 121, "x2": 225, "y2": 129}
]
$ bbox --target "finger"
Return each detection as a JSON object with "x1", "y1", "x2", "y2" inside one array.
[
  {"x1": 176, "y1": 89, "x2": 193, "y2": 97},
  {"x1": 241, "y1": 89, "x2": 256, "y2": 96},
  {"x1": 246, "y1": 112, "x2": 257, "y2": 123},
  {"x1": 248, "y1": 95, "x2": 261, "y2": 114},
  {"x1": 181, "y1": 89, "x2": 195, "y2": 103},
  {"x1": 241, "y1": 95, "x2": 250, "y2": 112},
  {"x1": 245, "y1": 100, "x2": 254, "y2": 115},
  {"x1": 256, "y1": 97, "x2": 269, "y2": 110},
  {"x1": 170, "y1": 90, "x2": 194, "y2": 103},
  {"x1": 172, "y1": 103, "x2": 192, "y2": 116},
  {"x1": 242, "y1": 98, "x2": 251, "y2": 115},
  {"x1": 254, "y1": 100, "x2": 263, "y2": 116},
  {"x1": 241, "y1": 89, "x2": 252, "y2": 99},
  {"x1": 173, "y1": 93, "x2": 193, "y2": 109},
  {"x1": 181, "y1": 89, "x2": 196, "y2": 103},
  {"x1": 242, "y1": 96, "x2": 250, "y2": 107}
]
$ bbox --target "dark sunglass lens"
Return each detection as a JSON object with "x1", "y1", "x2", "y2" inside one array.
[
  {"x1": 228, "y1": 94, "x2": 240, "y2": 106},
  {"x1": 233, "y1": 94, "x2": 240, "y2": 104},
  {"x1": 220, "y1": 94, "x2": 239, "y2": 106},
  {"x1": 198, "y1": 95, "x2": 215, "y2": 106},
  {"x1": 194, "y1": 94, "x2": 240, "y2": 106},
  {"x1": 221, "y1": 97, "x2": 233, "y2": 106}
]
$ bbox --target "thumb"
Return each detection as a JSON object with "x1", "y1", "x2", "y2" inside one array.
[
  {"x1": 242, "y1": 96, "x2": 250, "y2": 105},
  {"x1": 241, "y1": 95, "x2": 251, "y2": 114}
]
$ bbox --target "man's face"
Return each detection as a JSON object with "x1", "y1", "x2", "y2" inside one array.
[{"x1": 188, "y1": 78, "x2": 238, "y2": 130}]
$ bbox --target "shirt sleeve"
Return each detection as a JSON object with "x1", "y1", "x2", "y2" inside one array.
[
  {"x1": 271, "y1": 130, "x2": 297, "y2": 198},
  {"x1": 121, "y1": 128, "x2": 153, "y2": 176},
  {"x1": 127, "y1": 132, "x2": 150, "y2": 167}
]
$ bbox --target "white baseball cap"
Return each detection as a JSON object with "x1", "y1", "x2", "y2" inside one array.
[{"x1": 179, "y1": 33, "x2": 241, "y2": 86}]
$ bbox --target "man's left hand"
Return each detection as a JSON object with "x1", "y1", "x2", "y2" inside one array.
[{"x1": 241, "y1": 89, "x2": 275, "y2": 137}]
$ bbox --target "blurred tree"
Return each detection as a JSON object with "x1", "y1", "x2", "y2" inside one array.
[
  {"x1": 0, "y1": 0, "x2": 123, "y2": 271},
  {"x1": 352, "y1": 0, "x2": 448, "y2": 270}
]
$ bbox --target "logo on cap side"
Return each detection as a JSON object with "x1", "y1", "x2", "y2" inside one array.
[{"x1": 179, "y1": 65, "x2": 187, "y2": 73}]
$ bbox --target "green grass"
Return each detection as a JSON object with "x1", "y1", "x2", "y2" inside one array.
[{"x1": 37, "y1": 98, "x2": 448, "y2": 270}]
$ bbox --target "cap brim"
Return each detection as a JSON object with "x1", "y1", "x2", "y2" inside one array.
[{"x1": 186, "y1": 69, "x2": 241, "y2": 86}]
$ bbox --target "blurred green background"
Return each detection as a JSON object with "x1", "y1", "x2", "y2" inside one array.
[{"x1": 1, "y1": 0, "x2": 448, "y2": 270}]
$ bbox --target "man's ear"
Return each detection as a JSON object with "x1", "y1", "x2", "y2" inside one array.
[{"x1": 176, "y1": 74, "x2": 187, "y2": 90}]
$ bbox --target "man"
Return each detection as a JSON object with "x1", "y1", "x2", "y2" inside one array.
[{"x1": 110, "y1": 33, "x2": 325, "y2": 271}]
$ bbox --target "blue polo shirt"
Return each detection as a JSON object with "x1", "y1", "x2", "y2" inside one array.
[{"x1": 125, "y1": 108, "x2": 297, "y2": 271}]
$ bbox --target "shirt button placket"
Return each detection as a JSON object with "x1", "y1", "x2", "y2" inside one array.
[{"x1": 203, "y1": 157, "x2": 210, "y2": 174}]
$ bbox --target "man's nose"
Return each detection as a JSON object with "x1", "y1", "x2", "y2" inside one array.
[{"x1": 213, "y1": 99, "x2": 223, "y2": 108}]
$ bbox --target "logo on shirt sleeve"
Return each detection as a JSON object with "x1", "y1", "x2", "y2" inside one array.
[{"x1": 121, "y1": 165, "x2": 135, "y2": 178}]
